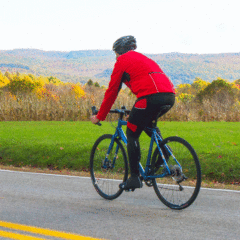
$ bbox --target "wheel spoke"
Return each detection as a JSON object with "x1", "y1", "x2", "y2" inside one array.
[
  {"x1": 90, "y1": 134, "x2": 128, "y2": 200},
  {"x1": 153, "y1": 136, "x2": 201, "y2": 209}
]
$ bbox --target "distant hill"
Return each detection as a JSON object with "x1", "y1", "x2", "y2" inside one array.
[
  {"x1": 0, "y1": 63, "x2": 30, "y2": 70},
  {"x1": 65, "y1": 50, "x2": 114, "y2": 59},
  {"x1": 0, "y1": 49, "x2": 240, "y2": 86}
]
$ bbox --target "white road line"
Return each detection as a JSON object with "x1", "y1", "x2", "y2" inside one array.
[
  {"x1": 200, "y1": 187, "x2": 240, "y2": 193},
  {"x1": 0, "y1": 169, "x2": 90, "y2": 179},
  {"x1": 0, "y1": 169, "x2": 239, "y2": 193}
]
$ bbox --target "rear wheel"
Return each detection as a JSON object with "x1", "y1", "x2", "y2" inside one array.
[
  {"x1": 152, "y1": 136, "x2": 201, "y2": 210},
  {"x1": 90, "y1": 134, "x2": 128, "y2": 200}
]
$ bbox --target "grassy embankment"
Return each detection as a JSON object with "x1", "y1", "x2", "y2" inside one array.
[{"x1": 0, "y1": 121, "x2": 239, "y2": 189}]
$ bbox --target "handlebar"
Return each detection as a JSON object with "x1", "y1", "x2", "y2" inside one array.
[
  {"x1": 91, "y1": 106, "x2": 99, "y2": 115},
  {"x1": 91, "y1": 106, "x2": 131, "y2": 126}
]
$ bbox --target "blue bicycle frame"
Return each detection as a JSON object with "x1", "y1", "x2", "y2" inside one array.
[{"x1": 105, "y1": 118, "x2": 182, "y2": 181}]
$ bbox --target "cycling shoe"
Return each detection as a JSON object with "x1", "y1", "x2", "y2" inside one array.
[{"x1": 119, "y1": 176, "x2": 143, "y2": 190}]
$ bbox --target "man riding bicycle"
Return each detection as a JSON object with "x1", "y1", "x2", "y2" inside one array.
[{"x1": 91, "y1": 36, "x2": 175, "y2": 190}]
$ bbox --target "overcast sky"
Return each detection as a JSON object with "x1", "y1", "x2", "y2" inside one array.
[{"x1": 1, "y1": 0, "x2": 240, "y2": 54}]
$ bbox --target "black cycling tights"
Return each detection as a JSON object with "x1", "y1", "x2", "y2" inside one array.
[{"x1": 126, "y1": 92, "x2": 175, "y2": 176}]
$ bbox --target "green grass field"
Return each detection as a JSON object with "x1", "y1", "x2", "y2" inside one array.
[{"x1": 0, "y1": 121, "x2": 239, "y2": 184}]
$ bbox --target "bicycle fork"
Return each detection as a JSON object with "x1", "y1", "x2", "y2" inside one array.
[{"x1": 101, "y1": 137, "x2": 119, "y2": 170}]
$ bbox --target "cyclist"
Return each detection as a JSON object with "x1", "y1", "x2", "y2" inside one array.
[{"x1": 91, "y1": 36, "x2": 175, "y2": 190}]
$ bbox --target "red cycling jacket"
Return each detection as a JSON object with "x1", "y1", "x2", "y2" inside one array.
[{"x1": 97, "y1": 51, "x2": 175, "y2": 121}]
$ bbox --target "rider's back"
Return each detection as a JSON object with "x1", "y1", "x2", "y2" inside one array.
[{"x1": 113, "y1": 51, "x2": 175, "y2": 98}]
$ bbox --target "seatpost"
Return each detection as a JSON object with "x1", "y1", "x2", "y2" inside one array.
[{"x1": 151, "y1": 119, "x2": 157, "y2": 128}]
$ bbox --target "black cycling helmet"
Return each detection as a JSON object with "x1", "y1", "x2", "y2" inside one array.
[{"x1": 112, "y1": 35, "x2": 137, "y2": 55}]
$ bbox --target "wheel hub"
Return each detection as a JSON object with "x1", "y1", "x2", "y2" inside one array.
[{"x1": 101, "y1": 159, "x2": 113, "y2": 170}]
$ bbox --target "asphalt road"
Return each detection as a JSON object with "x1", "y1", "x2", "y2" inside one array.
[{"x1": 0, "y1": 170, "x2": 239, "y2": 240}]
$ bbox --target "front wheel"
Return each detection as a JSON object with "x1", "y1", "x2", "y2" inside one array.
[
  {"x1": 152, "y1": 136, "x2": 201, "y2": 210},
  {"x1": 90, "y1": 134, "x2": 128, "y2": 200}
]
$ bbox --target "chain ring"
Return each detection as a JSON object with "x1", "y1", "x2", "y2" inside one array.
[{"x1": 144, "y1": 179, "x2": 154, "y2": 187}]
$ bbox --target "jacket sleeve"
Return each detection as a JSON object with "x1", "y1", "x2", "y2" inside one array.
[{"x1": 97, "y1": 60, "x2": 124, "y2": 121}]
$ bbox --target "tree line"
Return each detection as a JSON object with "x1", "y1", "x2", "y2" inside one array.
[{"x1": 0, "y1": 71, "x2": 239, "y2": 122}]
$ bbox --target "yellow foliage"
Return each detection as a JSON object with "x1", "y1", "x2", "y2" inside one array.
[
  {"x1": 0, "y1": 72, "x2": 10, "y2": 88},
  {"x1": 69, "y1": 83, "x2": 85, "y2": 99},
  {"x1": 192, "y1": 79, "x2": 210, "y2": 91},
  {"x1": 1, "y1": 72, "x2": 66, "y2": 96},
  {"x1": 177, "y1": 93, "x2": 195, "y2": 103},
  {"x1": 47, "y1": 76, "x2": 63, "y2": 86},
  {"x1": 35, "y1": 87, "x2": 59, "y2": 101},
  {"x1": 36, "y1": 76, "x2": 48, "y2": 87},
  {"x1": 177, "y1": 83, "x2": 191, "y2": 89},
  {"x1": 35, "y1": 87, "x2": 47, "y2": 99},
  {"x1": 232, "y1": 83, "x2": 240, "y2": 90},
  {"x1": 4, "y1": 73, "x2": 46, "y2": 94},
  {"x1": 8, "y1": 92, "x2": 17, "y2": 101}
]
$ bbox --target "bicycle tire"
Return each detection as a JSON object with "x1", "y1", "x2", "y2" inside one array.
[
  {"x1": 152, "y1": 136, "x2": 201, "y2": 210},
  {"x1": 90, "y1": 134, "x2": 128, "y2": 200}
]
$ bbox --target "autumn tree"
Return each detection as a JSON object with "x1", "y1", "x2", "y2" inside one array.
[
  {"x1": 191, "y1": 77, "x2": 210, "y2": 94},
  {"x1": 94, "y1": 82, "x2": 100, "y2": 88},
  {"x1": 196, "y1": 78, "x2": 237, "y2": 105},
  {"x1": 0, "y1": 71, "x2": 10, "y2": 88},
  {"x1": 86, "y1": 79, "x2": 93, "y2": 86}
]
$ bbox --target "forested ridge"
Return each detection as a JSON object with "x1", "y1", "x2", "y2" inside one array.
[{"x1": 0, "y1": 49, "x2": 240, "y2": 85}]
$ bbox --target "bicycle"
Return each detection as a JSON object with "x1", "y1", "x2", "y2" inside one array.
[{"x1": 90, "y1": 106, "x2": 201, "y2": 210}]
